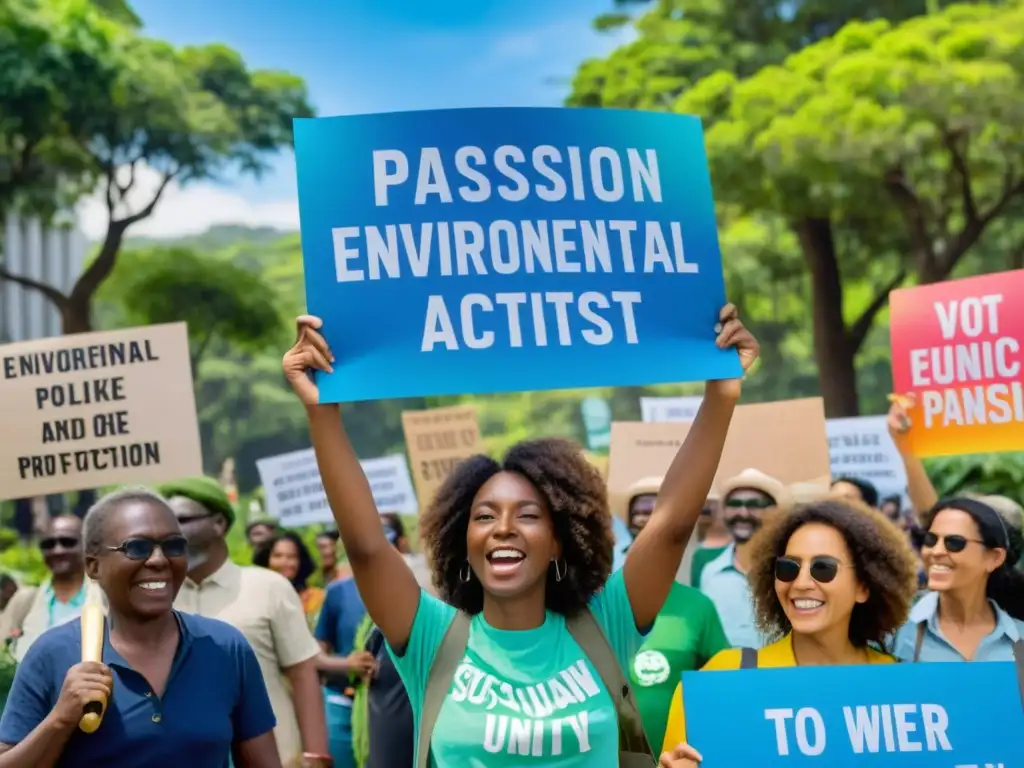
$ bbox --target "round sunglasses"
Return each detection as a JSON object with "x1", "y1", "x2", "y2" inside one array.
[
  {"x1": 775, "y1": 555, "x2": 845, "y2": 584},
  {"x1": 107, "y1": 535, "x2": 188, "y2": 561},
  {"x1": 921, "y1": 532, "x2": 984, "y2": 553}
]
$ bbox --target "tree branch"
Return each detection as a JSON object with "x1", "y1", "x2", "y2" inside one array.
[
  {"x1": 884, "y1": 168, "x2": 935, "y2": 270},
  {"x1": 940, "y1": 175, "x2": 1024, "y2": 276},
  {"x1": 190, "y1": 327, "x2": 218, "y2": 382},
  {"x1": 847, "y1": 269, "x2": 907, "y2": 353},
  {"x1": 942, "y1": 130, "x2": 977, "y2": 226},
  {"x1": 0, "y1": 267, "x2": 69, "y2": 309},
  {"x1": 120, "y1": 170, "x2": 177, "y2": 227}
]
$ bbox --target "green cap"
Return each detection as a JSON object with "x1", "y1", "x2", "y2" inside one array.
[{"x1": 158, "y1": 476, "x2": 235, "y2": 527}]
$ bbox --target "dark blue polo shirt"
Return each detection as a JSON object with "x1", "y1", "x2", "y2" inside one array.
[
  {"x1": 314, "y1": 577, "x2": 365, "y2": 695},
  {"x1": 0, "y1": 610, "x2": 275, "y2": 767}
]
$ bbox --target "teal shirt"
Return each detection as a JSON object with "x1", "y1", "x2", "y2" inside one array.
[
  {"x1": 43, "y1": 580, "x2": 87, "y2": 628},
  {"x1": 388, "y1": 569, "x2": 643, "y2": 767}
]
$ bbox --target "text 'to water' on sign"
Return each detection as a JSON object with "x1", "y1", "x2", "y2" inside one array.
[
  {"x1": 0, "y1": 323, "x2": 202, "y2": 500},
  {"x1": 682, "y1": 660, "x2": 1022, "y2": 766},
  {"x1": 294, "y1": 107, "x2": 743, "y2": 402}
]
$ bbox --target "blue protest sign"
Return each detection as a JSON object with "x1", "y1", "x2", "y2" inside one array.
[
  {"x1": 681, "y1": 662, "x2": 1023, "y2": 767},
  {"x1": 294, "y1": 107, "x2": 741, "y2": 403}
]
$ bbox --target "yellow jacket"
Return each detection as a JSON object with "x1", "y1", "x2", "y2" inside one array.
[{"x1": 661, "y1": 633, "x2": 896, "y2": 752}]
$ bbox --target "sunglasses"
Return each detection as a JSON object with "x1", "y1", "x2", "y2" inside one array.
[
  {"x1": 107, "y1": 535, "x2": 188, "y2": 561},
  {"x1": 40, "y1": 536, "x2": 79, "y2": 551},
  {"x1": 775, "y1": 555, "x2": 844, "y2": 584},
  {"x1": 726, "y1": 498, "x2": 773, "y2": 510},
  {"x1": 921, "y1": 532, "x2": 984, "y2": 553}
]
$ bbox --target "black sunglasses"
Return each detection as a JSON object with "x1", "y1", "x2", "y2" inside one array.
[
  {"x1": 40, "y1": 536, "x2": 79, "y2": 551},
  {"x1": 107, "y1": 535, "x2": 188, "y2": 561},
  {"x1": 775, "y1": 555, "x2": 844, "y2": 584},
  {"x1": 726, "y1": 498, "x2": 773, "y2": 510},
  {"x1": 922, "y1": 532, "x2": 984, "y2": 553}
]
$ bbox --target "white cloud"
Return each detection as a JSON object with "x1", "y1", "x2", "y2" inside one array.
[{"x1": 77, "y1": 163, "x2": 298, "y2": 241}]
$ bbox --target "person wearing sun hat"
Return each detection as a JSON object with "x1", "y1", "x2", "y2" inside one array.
[
  {"x1": 159, "y1": 476, "x2": 330, "y2": 768},
  {"x1": 699, "y1": 468, "x2": 792, "y2": 647}
]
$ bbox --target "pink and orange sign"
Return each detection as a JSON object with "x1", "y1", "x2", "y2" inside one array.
[{"x1": 889, "y1": 269, "x2": 1024, "y2": 457}]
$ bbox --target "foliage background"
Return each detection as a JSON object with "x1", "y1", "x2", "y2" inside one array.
[{"x1": 2, "y1": 1, "x2": 1023, "y2": 577}]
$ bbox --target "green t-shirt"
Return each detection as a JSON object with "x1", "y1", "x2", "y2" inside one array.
[
  {"x1": 388, "y1": 569, "x2": 643, "y2": 767},
  {"x1": 689, "y1": 545, "x2": 727, "y2": 589},
  {"x1": 629, "y1": 582, "x2": 728, "y2": 749}
]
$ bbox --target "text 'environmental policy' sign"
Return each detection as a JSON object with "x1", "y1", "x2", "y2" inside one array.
[
  {"x1": 682, "y1": 661, "x2": 1023, "y2": 767},
  {"x1": 0, "y1": 323, "x2": 202, "y2": 499},
  {"x1": 294, "y1": 107, "x2": 742, "y2": 402}
]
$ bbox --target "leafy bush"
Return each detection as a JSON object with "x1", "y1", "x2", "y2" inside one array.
[{"x1": 925, "y1": 453, "x2": 1024, "y2": 500}]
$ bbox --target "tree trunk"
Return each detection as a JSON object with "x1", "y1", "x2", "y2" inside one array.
[
  {"x1": 793, "y1": 217, "x2": 860, "y2": 417},
  {"x1": 61, "y1": 220, "x2": 129, "y2": 335},
  {"x1": 60, "y1": 296, "x2": 93, "y2": 334}
]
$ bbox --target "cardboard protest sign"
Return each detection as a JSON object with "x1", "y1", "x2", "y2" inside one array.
[
  {"x1": 256, "y1": 448, "x2": 417, "y2": 527},
  {"x1": 826, "y1": 416, "x2": 907, "y2": 499},
  {"x1": 0, "y1": 323, "x2": 201, "y2": 499},
  {"x1": 683, "y1": 661, "x2": 1023, "y2": 766},
  {"x1": 294, "y1": 107, "x2": 742, "y2": 402},
  {"x1": 402, "y1": 404, "x2": 482, "y2": 508},
  {"x1": 608, "y1": 398, "x2": 830, "y2": 517},
  {"x1": 639, "y1": 395, "x2": 704, "y2": 422},
  {"x1": 890, "y1": 269, "x2": 1024, "y2": 457}
]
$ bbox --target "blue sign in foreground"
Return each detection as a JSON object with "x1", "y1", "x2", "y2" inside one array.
[
  {"x1": 682, "y1": 661, "x2": 1023, "y2": 767},
  {"x1": 293, "y1": 107, "x2": 741, "y2": 403}
]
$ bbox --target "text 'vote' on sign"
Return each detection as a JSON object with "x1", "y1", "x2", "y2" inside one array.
[
  {"x1": 294, "y1": 106, "x2": 742, "y2": 402},
  {"x1": 890, "y1": 269, "x2": 1024, "y2": 457}
]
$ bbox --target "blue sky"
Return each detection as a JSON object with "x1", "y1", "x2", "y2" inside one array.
[{"x1": 87, "y1": 0, "x2": 642, "y2": 238}]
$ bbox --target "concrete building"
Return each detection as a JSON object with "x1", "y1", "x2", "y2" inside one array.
[
  {"x1": 1, "y1": 213, "x2": 89, "y2": 532},
  {"x1": 1, "y1": 213, "x2": 87, "y2": 343}
]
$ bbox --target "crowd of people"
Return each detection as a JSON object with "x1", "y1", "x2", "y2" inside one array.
[{"x1": 0, "y1": 308, "x2": 1020, "y2": 767}]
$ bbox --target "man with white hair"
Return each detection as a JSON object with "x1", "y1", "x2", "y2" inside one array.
[{"x1": 699, "y1": 468, "x2": 792, "y2": 647}]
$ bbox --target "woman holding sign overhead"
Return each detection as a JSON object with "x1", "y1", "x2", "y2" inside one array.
[
  {"x1": 0, "y1": 488, "x2": 282, "y2": 768},
  {"x1": 282, "y1": 304, "x2": 759, "y2": 767},
  {"x1": 660, "y1": 499, "x2": 919, "y2": 764}
]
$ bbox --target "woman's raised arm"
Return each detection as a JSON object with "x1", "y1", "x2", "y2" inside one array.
[
  {"x1": 283, "y1": 316, "x2": 421, "y2": 648},
  {"x1": 623, "y1": 304, "x2": 759, "y2": 628},
  {"x1": 887, "y1": 394, "x2": 939, "y2": 520}
]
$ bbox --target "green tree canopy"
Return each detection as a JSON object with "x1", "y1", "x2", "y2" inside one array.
[
  {"x1": 568, "y1": 0, "x2": 964, "y2": 110},
  {"x1": 0, "y1": 0, "x2": 314, "y2": 333},
  {"x1": 675, "y1": 3, "x2": 1023, "y2": 415},
  {"x1": 98, "y1": 246, "x2": 283, "y2": 379},
  {"x1": 0, "y1": 0, "x2": 117, "y2": 220}
]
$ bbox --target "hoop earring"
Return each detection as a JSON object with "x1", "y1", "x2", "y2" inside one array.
[
  {"x1": 459, "y1": 562, "x2": 472, "y2": 583},
  {"x1": 552, "y1": 558, "x2": 567, "y2": 582}
]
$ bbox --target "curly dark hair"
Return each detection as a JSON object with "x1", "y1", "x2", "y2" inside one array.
[
  {"x1": 747, "y1": 500, "x2": 919, "y2": 647},
  {"x1": 420, "y1": 438, "x2": 612, "y2": 617},
  {"x1": 253, "y1": 530, "x2": 317, "y2": 592}
]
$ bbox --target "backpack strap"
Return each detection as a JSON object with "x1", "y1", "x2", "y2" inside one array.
[
  {"x1": 739, "y1": 647, "x2": 758, "y2": 669},
  {"x1": 416, "y1": 612, "x2": 470, "y2": 768},
  {"x1": 1014, "y1": 640, "x2": 1024, "y2": 709},
  {"x1": 912, "y1": 622, "x2": 926, "y2": 662},
  {"x1": 566, "y1": 609, "x2": 654, "y2": 761}
]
